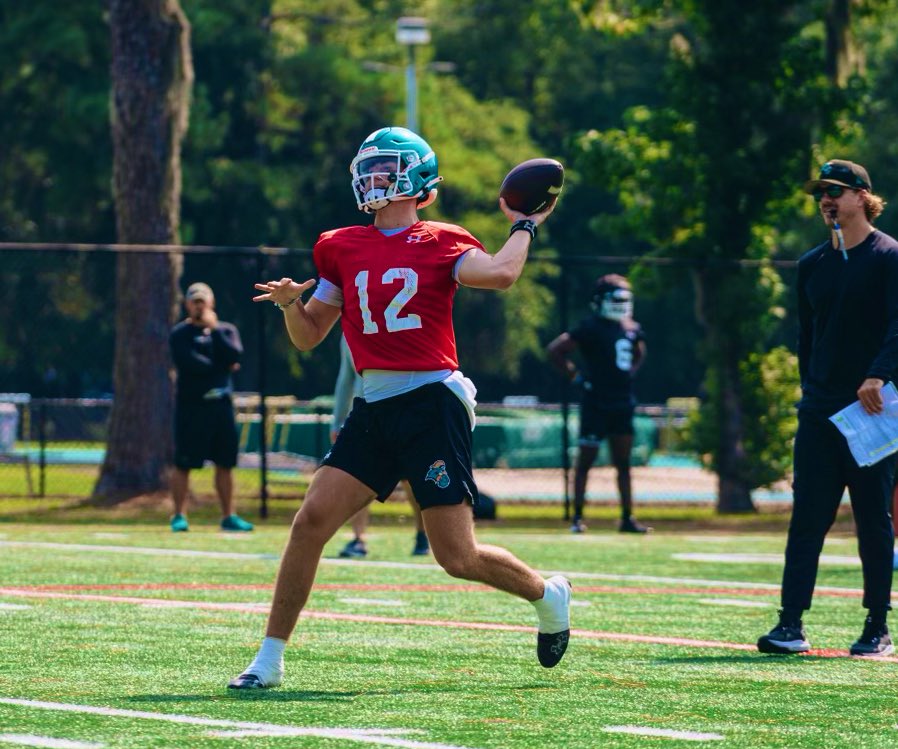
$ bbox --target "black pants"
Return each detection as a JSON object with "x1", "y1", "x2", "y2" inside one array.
[{"x1": 781, "y1": 409, "x2": 895, "y2": 613}]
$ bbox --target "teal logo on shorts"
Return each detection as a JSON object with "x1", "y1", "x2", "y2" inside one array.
[{"x1": 425, "y1": 459, "x2": 450, "y2": 489}]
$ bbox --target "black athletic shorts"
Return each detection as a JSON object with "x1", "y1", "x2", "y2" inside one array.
[
  {"x1": 173, "y1": 397, "x2": 239, "y2": 470},
  {"x1": 579, "y1": 397, "x2": 634, "y2": 446},
  {"x1": 321, "y1": 382, "x2": 479, "y2": 510}
]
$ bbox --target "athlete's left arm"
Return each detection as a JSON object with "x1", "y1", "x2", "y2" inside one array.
[{"x1": 457, "y1": 199, "x2": 556, "y2": 290}]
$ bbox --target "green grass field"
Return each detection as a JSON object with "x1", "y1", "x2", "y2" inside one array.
[{"x1": 1, "y1": 515, "x2": 896, "y2": 748}]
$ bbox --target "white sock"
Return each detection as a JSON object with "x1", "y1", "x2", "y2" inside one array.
[
  {"x1": 247, "y1": 636, "x2": 286, "y2": 675},
  {"x1": 532, "y1": 575, "x2": 571, "y2": 634}
]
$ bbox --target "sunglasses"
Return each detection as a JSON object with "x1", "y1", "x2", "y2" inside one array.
[{"x1": 812, "y1": 184, "x2": 855, "y2": 201}]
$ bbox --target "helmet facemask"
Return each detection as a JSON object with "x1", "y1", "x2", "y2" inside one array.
[
  {"x1": 350, "y1": 127, "x2": 442, "y2": 213},
  {"x1": 600, "y1": 288, "x2": 634, "y2": 320},
  {"x1": 592, "y1": 286, "x2": 634, "y2": 321}
]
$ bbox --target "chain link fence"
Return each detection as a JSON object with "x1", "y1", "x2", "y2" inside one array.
[{"x1": 0, "y1": 243, "x2": 800, "y2": 513}]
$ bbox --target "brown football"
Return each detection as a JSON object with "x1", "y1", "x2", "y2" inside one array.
[{"x1": 499, "y1": 158, "x2": 564, "y2": 215}]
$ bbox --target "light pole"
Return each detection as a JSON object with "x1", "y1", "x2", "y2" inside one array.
[{"x1": 395, "y1": 17, "x2": 430, "y2": 133}]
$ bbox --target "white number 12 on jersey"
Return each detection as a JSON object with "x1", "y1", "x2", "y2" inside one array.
[{"x1": 355, "y1": 268, "x2": 422, "y2": 334}]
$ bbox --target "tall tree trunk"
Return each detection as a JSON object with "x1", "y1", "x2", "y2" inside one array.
[
  {"x1": 825, "y1": 0, "x2": 861, "y2": 86},
  {"x1": 694, "y1": 269, "x2": 757, "y2": 514},
  {"x1": 94, "y1": 0, "x2": 193, "y2": 502},
  {"x1": 715, "y1": 348, "x2": 754, "y2": 513}
]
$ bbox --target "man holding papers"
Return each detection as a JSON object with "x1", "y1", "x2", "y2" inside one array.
[{"x1": 758, "y1": 160, "x2": 898, "y2": 657}]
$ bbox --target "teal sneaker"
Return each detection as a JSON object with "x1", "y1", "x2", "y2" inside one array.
[
  {"x1": 170, "y1": 514, "x2": 189, "y2": 532},
  {"x1": 221, "y1": 514, "x2": 254, "y2": 532}
]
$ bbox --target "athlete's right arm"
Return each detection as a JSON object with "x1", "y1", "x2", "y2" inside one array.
[{"x1": 253, "y1": 277, "x2": 341, "y2": 351}]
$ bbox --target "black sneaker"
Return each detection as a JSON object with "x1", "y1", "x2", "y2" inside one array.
[
  {"x1": 412, "y1": 530, "x2": 430, "y2": 556},
  {"x1": 338, "y1": 538, "x2": 367, "y2": 558},
  {"x1": 757, "y1": 611, "x2": 810, "y2": 654},
  {"x1": 850, "y1": 617, "x2": 894, "y2": 657},
  {"x1": 619, "y1": 517, "x2": 651, "y2": 534},
  {"x1": 570, "y1": 518, "x2": 587, "y2": 534}
]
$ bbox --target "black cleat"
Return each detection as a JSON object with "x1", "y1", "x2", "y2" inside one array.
[
  {"x1": 228, "y1": 672, "x2": 268, "y2": 689},
  {"x1": 339, "y1": 538, "x2": 367, "y2": 559},
  {"x1": 618, "y1": 517, "x2": 651, "y2": 534},
  {"x1": 850, "y1": 617, "x2": 894, "y2": 657},
  {"x1": 536, "y1": 576, "x2": 572, "y2": 668},
  {"x1": 757, "y1": 611, "x2": 810, "y2": 654},
  {"x1": 411, "y1": 530, "x2": 430, "y2": 556},
  {"x1": 537, "y1": 630, "x2": 570, "y2": 668}
]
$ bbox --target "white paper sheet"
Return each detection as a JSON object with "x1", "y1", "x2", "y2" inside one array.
[{"x1": 829, "y1": 381, "x2": 898, "y2": 467}]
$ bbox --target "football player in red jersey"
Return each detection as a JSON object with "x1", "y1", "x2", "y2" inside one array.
[{"x1": 228, "y1": 127, "x2": 571, "y2": 689}]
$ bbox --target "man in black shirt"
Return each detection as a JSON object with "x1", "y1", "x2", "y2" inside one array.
[
  {"x1": 169, "y1": 282, "x2": 253, "y2": 533},
  {"x1": 547, "y1": 274, "x2": 648, "y2": 534},
  {"x1": 758, "y1": 160, "x2": 898, "y2": 657}
]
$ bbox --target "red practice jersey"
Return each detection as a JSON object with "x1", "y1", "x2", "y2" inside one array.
[{"x1": 314, "y1": 221, "x2": 484, "y2": 372}]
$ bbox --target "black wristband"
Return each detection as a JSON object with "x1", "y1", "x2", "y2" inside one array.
[{"x1": 509, "y1": 219, "x2": 537, "y2": 240}]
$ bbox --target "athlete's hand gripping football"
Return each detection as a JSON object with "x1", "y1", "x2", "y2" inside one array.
[{"x1": 499, "y1": 196, "x2": 557, "y2": 227}]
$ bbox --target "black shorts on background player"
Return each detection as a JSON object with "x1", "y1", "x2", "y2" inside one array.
[{"x1": 174, "y1": 398, "x2": 239, "y2": 470}]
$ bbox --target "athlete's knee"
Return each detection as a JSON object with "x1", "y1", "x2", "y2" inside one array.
[
  {"x1": 433, "y1": 550, "x2": 478, "y2": 580},
  {"x1": 290, "y1": 503, "x2": 331, "y2": 543}
]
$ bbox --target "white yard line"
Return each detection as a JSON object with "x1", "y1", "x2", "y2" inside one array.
[
  {"x1": 0, "y1": 541, "x2": 864, "y2": 594},
  {"x1": 0, "y1": 735, "x2": 103, "y2": 748},
  {"x1": 0, "y1": 541, "x2": 277, "y2": 561},
  {"x1": 673, "y1": 552, "x2": 860, "y2": 566},
  {"x1": 697, "y1": 598, "x2": 773, "y2": 608},
  {"x1": 0, "y1": 699, "x2": 483, "y2": 749},
  {"x1": 603, "y1": 726, "x2": 724, "y2": 741}
]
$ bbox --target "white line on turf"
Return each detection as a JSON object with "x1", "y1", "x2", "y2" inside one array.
[
  {"x1": 0, "y1": 734, "x2": 103, "y2": 748},
  {"x1": 602, "y1": 726, "x2": 724, "y2": 741},
  {"x1": 673, "y1": 552, "x2": 860, "y2": 566},
  {"x1": 0, "y1": 541, "x2": 864, "y2": 594},
  {"x1": 338, "y1": 598, "x2": 405, "y2": 606},
  {"x1": 697, "y1": 598, "x2": 773, "y2": 608},
  {"x1": 0, "y1": 541, "x2": 278, "y2": 561},
  {"x1": 0, "y1": 603, "x2": 31, "y2": 610},
  {"x1": 0, "y1": 699, "x2": 481, "y2": 749},
  {"x1": 6, "y1": 588, "x2": 898, "y2": 660},
  {"x1": 209, "y1": 729, "x2": 426, "y2": 738}
]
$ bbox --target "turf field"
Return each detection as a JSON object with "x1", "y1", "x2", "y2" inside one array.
[{"x1": 1, "y1": 520, "x2": 896, "y2": 748}]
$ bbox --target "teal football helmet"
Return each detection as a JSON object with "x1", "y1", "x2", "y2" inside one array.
[{"x1": 350, "y1": 127, "x2": 442, "y2": 213}]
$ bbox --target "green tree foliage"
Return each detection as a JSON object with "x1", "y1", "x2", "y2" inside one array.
[
  {"x1": 0, "y1": 2, "x2": 116, "y2": 397},
  {"x1": 0, "y1": 2, "x2": 113, "y2": 241},
  {"x1": 574, "y1": 0, "x2": 848, "y2": 510},
  {"x1": 686, "y1": 346, "x2": 800, "y2": 490}
]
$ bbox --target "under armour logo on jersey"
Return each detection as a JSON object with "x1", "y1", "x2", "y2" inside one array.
[
  {"x1": 425, "y1": 459, "x2": 451, "y2": 488},
  {"x1": 406, "y1": 233, "x2": 426, "y2": 243}
]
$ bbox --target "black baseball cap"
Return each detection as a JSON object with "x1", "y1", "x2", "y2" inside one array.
[{"x1": 803, "y1": 159, "x2": 872, "y2": 193}]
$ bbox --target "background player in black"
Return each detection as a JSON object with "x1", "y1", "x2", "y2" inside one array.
[
  {"x1": 169, "y1": 282, "x2": 253, "y2": 533},
  {"x1": 758, "y1": 160, "x2": 898, "y2": 657},
  {"x1": 547, "y1": 274, "x2": 648, "y2": 534}
]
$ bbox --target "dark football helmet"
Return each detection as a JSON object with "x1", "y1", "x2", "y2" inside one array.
[{"x1": 591, "y1": 274, "x2": 633, "y2": 321}]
